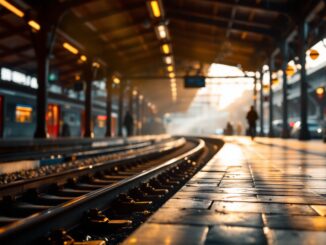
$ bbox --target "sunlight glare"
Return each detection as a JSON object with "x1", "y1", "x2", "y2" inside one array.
[{"x1": 195, "y1": 64, "x2": 254, "y2": 110}]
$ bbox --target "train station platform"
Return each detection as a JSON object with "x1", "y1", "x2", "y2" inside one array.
[{"x1": 123, "y1": 136, "x2": 326, "y2": 245}]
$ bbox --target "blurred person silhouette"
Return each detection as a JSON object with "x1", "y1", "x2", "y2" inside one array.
[
  {"x1": 236, "y1": 122, "x2": 243, "y2": 135},
  {"x1": 224, "y1": 122, "x2": 234, "y2": 135},
  {"x1": 246, "y1": 105, "x2": 259, "y2": 140},
  {"x1": 124, "y1": 111, "x2": 134, "y2": 136},
  {"x1": 61, "y1": 122, "x2": 70, "y2": 137}
]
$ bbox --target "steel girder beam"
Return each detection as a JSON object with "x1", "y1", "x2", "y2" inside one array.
[
  {"x1": 191, "y1": 0, "x2": 290, "y2": 15},
  {"x1": 80, "y1": 2, "x2": 144, "y2": 23},
  {"x1": 169, "y1": 11, "x2": 276, "y2": 37},
  {"x1": 166, "y1": 7, "x2": 274, "y2": 30}
]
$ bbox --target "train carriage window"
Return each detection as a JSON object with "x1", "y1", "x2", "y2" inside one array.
[
  {"x1": 15, "y1": 105, "x2": 33, "y2": 123},
  {"x1": 97, "y1": 115, "x2": 107, "y2": 128}
]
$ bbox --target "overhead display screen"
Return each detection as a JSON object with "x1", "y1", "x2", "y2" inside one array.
[{"x1": 184, "y1": 76, "x2": 206, "y2": 88}]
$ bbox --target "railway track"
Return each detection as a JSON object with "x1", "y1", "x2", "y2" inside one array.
[
  {"x1": 0, "y1": 137, "x2": 223, "y2": 245},
  {"x1": 0, "y1": 135, "x2": 172, "y2": 164},
  {"x1": 0, "y1": 136, "x2": 170, "y2": 185}
]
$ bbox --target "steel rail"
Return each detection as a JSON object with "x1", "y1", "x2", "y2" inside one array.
[
  {"x1": 0, "y1": 139, "x2": 205, "y2": 244},
  {"x1": 0, "y1": 136, "x2": 167, "y2": 163},
  {"x1": 0, "y1": 138, "x2": 186, "y2": 198}
]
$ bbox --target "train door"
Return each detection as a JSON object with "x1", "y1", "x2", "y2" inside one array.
[
  {"x1": 0, "y1": 96, "x2": 3, "y2": 137},
  {"x1": 81, "y1": 111, "x2": 95, "y2": 137},
  {"x1": 111, "y1": 114, "x2": 117, "y2": 136},
  {"x1": 46, "y1": 104, "x2": 60, "y2": 138},
  {"x1": 81, "y1": 110, "x2": 85, "y2": 136}
]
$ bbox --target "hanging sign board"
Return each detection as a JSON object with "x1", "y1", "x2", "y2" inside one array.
[{"x1": 184, "y1": 76, "x2": 206, "y2": 88}]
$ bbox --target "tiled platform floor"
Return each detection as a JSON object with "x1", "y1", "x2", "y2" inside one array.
[{"x1": 122, "y1": 137, "x2": 326, "y2": 245}]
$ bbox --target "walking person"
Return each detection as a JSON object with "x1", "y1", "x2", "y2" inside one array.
[
  {"x1": 123, "y1": 111, "x2": 134, "y2": 137},
  {"x1": 246, "y1": 106, "x2": 259, "y2": 140},
  {"x1": 224, "y1": 122, "x2": 234, "y2": 135}
]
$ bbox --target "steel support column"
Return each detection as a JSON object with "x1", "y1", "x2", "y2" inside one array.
[
  {"x1": 128, "y1": 85, "x2": 134, "y2": 136},
  {"x1": 141, "y1": 98, "x2": 145, "y2": 135},
  {"x1": 281, "y1": 41, "x2": 290, "y2": 138},
  {"x1": 32, "y1": 16, "x2": 57, "y2": 138},
  {"x1": 105, "y1": 75, "x2": 113, "y2": 137},
  {"x1": 136, "y1": 95, "x2": 141, "y2": 135},
  {"x1": 129, "y1": 86, "x2": 134, "y2": 116},
  {"x1": 253, "y1": 76, "x2": 257, "y2": 109},
  {"x1": 118, "y1": 80, "x2": 125, "y2": 137},
  {"x1": 84, "y1": 61, "x2": 93, "y2": 138},
  {"x1": 268, "y1": 59, "x2": 274, "y2": 137},
  {"x1": 298, "y1": 21, "x2": 310, "y2": 140},
  {"x1": 259, "y1": 70, "x2": 264, "y2": 136}
]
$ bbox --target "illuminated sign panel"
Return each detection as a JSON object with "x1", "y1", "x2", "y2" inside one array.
[
  {"x1": 184, "y1": 76, "x2": 206, "y2": 88},
  {"x1": 0, "y1": 67, "x2": 38, "y2": 89}
]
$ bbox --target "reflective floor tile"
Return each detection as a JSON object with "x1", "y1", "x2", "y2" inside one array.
[
  {"x1": 122, "y1": 224, "x2": 208, "y2": 245},
  {"x1": 162, "y1": 198, "x2": 212, "y2": 209},
  {"x1": 148, "y1": 209, "x2": 263, "y2": 227},
  {"x1": 200, "y1": 166, "x2": 227, "y2": 172},
  {"x1": 205, "y1": 225, "x2": 267, "y2": 245},
  {"x1": 265, "y1": 228, "x2": 326, "y2": 245},
  {"x1": 179, "y1": 186, "x2": 221, "y2": 192},
  {"x1": 188, "y1": 179, "x2": 222, "y2": 184},
  {"x1": 213, "y1": 201, "x2": 265, "y2": 213},
  {"x1": 311, "y1": 205, "x2": 326, "y2": 216},
  {"x1": 263, "y1": 203, "x2": 317, "y2": 215},
  {"x1": 219, "y1": 188, "x2": 258, "y2": 195},
  {"x1": 187, "y1": 183, "x2": 218, "y2": 187},
  {"x1": 256, "y1": 190, "x2": 319, "y2": 197},
  {"x1": 219, "y1": 183, "x2": 254, "y2": 188},
  {"x1": 264, "y1": 215, "x2": 326, "y2": 231},
  {"x1": 220, "y1": 180, "x2": 254, "y2": 184},
  {"x1": 258, "y1": 195, "x2": 326, "y2": 205},
  {"x1": 192, "y1": 172, "x2": 225, "y2": 179},
  {"x1": 174, "y1": 192, "x2": 257, "y2": 202}
]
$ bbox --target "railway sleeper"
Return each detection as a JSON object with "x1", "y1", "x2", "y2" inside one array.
[
  {"x1": 0, "y1": 139, "x2": 221, "y2": 244},
  {"x1": 43, "y1": 148, "x2": 211, "y2": 244}
]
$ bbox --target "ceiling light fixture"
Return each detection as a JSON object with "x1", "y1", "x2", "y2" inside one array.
[
  {"x1": 164, "y1": 56, "x2": 172, "y2": 65},
  {"x1": 63, "y1": 42, "x2": 79, "y2": 55},
  {"x1": 149, "y1": 0, "x2": 161, "y2": 18},
  {"x1": 0, "y1": 0, "x2": 24, "y2": 18},
  {"x1": 155, "y1": 25, "x2": 168, "y2": 39},
  {"x1": 80, "y1": 55, "x2": 87, "y2": 62},
  {"x1": 93, "y1": 62, "x2": 100, "y2": 68},
  {"x1": 28, "y1": 20, "x2": 40, "y2": 31},
  {"x1": 167, "y1": 65, "x2": 173, "y2": 72},
  {"x1": 113, "y1": 76, "x2": 120, "y2": 84},
  {"x1": 169, "y1": 72, "x2": 175, "y2": 79},
  {"x1": 162, "y1": 44, "x2": 170, "y2": 54}
]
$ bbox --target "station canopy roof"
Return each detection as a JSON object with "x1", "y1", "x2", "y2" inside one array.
[{"x1": 0, "y1": 0, "x2": 325, "y2": 113}]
